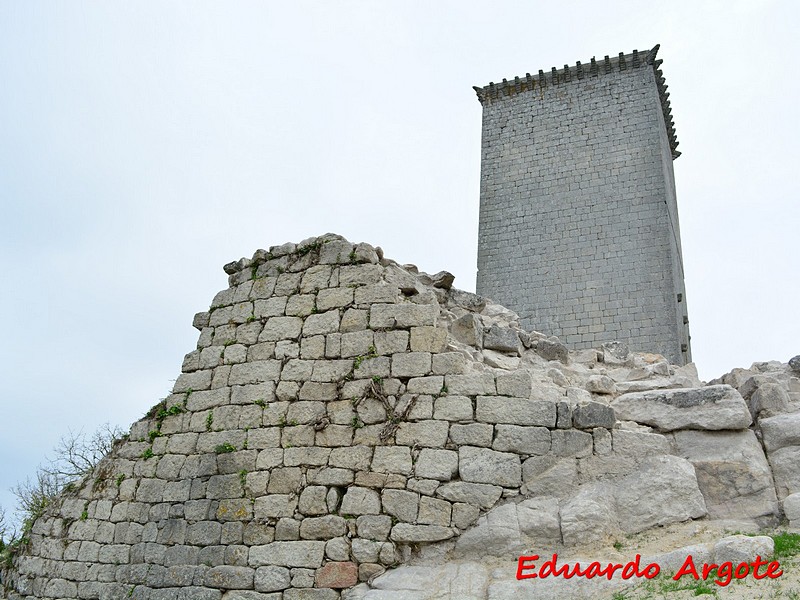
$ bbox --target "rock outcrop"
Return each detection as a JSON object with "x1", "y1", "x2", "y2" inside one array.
[{"x1": 1, "y1": 234, "x2": 797, "y2": 600}]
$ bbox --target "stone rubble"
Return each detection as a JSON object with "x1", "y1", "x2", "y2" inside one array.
[{"x1": 1, "y1": 234, "x2": 798, "y2": 600}]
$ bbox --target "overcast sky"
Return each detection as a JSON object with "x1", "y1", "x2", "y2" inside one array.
[{"x1": 1, "y1": 1, "x2": 797, "y2": 523}]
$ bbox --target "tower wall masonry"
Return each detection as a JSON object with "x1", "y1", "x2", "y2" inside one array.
[{"x1": 475, "y1": 47, "x2": 691, "y2": 364}]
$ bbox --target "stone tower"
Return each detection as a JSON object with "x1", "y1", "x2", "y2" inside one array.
[{"x1": 474, "y1": 45, "x2": 691, "y2": 364}]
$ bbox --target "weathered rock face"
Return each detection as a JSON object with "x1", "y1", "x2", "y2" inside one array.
[{"x1": 1, "y1": 234, "x2": 795, "y2": 600}]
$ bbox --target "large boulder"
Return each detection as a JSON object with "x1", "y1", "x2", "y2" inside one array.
[
  {"x1": 748, "y1": 383, "x2": 791, "y2": 419},
  {"x1": 759, "y1": 411, "x2": 800, "y2": 452},
  {"x1": 559, "y1": 482, "x2": 619, "y2": 545},
  {"x1": 671, "y1": 430, "x2": 779, "y2": 523},
  {"x1": 783, "y1": 492, "x2": 800, "y2": 525},
  {"x1": 768, "y1": 446, "x2": 800, "y2": 500},
  {"x1": 610, "y1": 385, "x2": 751, "y2": 431},
  {"x1": 713, "y1": 535, "x2": 774, "y2": 564},
  {"x1": 454, "y1": 497, "x2": 561, "y2": 557},
  {"x1": 613, "y1": 455, "x2": 707, "y2": 534}
]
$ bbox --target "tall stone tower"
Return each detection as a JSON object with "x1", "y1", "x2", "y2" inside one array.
[{"x1": 475, "y1": 45, "x2": 691, "y2": 365}]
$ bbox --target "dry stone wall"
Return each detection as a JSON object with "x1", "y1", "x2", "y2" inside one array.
[{"x1": 2, "y1": 234, "x2": 798, "y2": 600}]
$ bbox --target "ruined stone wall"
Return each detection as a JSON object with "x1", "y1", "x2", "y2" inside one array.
[
  {"x1": 2, "y1": 235, "x2": 797, "y2": 600},
  {"x1": 475, "y1": 47, "x2": 691, "y2": 364}
]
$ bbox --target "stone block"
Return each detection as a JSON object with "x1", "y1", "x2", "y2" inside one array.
[
  {"x1": 749, "y1": 383, "x2": 791, "y2": 419},
  {"x1": 298, "y1": 485, "x2": 328, "y2": 515},
  {"x1": 340, "y1": 330, "x2": 375, "y2": 358},
  {"x1": 586, "y1": 375, "x2": 617, "y2": 395},
  {"x1": 356, "y1": 515, "x2": 393, "y2": 541},
  {"x1": 354, "y1": 283, "x2": 397, "y2": 305},
  {"x1": 572, "y1": 401, "x2": 616, "y2": 429},
  {"x1": 260, "y1": 317, "x2": 303, "y2": 341},
  {"x1": 229, "y1": 361, "x2": 282, "y2": 386},
  {"x1": 311, "y1": 360, "x2": 353, "y2": 382},
  {"x1": 432, "y1": 352, "x2": 466, "y2": 375},
  {"x1": 284, "y1": 447, "x2": 330, "y2": 469},
  {"x1": 275, "y1": 518, "x2": 300, "y2": 541},
  {"x1": 382, "y1": 489, "x2": 419, "y2": 522},
  {"x1": 325, "y1": 537, "x2": 351, "y2": 562},
  {"x1": 611, "y1": 429, "x2": 671, "y2": 457},
  {"x1": 317, "y1": 287, "x2": 354, "y2": 311},
  {"x1": 445, "y1": 373, "x2": 495, "y2": 395},
  {"x1": 254, "y1": 566, "x2": 291, "y2": 592},
  {"x1": 231, "y1": 383, "x2": 275, "y2": 406},
  {"x1": 370, "y1": 303, "x2": 438, "y2": 328},
  {"x1": 390, "y1": 524, "x2": 453, "y2": 543},
  {"x1": 299, "y1": 516, "x2": 347, "y2": 540},
  {"x1": 267, "y1": 468, "x2": 302, "y2": 494},
  {"x1": 339, "y1": 264, "x2": 384, "y2": 286},
  {"x1": 495, "y1": 370, "x2": 532, "y2": 398},
  {"x1": 318, "y1": 240, "x2": 354, "y2": 264},
  {"x1": 315, "y1": 561, "x2": 358, "y2": 589},
  {"x1": 298, "y1": 382, "x2": 337, "y2": 401},
  {"x1": 281, "y1": 359, "x2": 314, "y2": 381},
  {"x1": 304, "y1": 311, "x2": 340, "y2": 336},
  {"x1": 410, "y1": 326, "x2": 448, "y2": 352},
  {"x1": 249, "y1": 541, "x2": 326, "y2": 568},
  {"x1": 395, "y1": 421, "x2": 449, "y2": 447},
  {"x1": 286, "y1": 401, "x2": 326, "y2": 425},
  {"x1": 371, "y1": 446, "x2": 413, "y2": 475},
  {"x1": 483, "y1": 324, "x2": 520, "y2": 354},
  {"x1": 340, "y1": 487, "x2": 381, "y2": 515},
  {"x1": 451, "y1": 314, "x2": 483, "y2": 347},
  {"x1": 205, "y1": 565, "x2": 254, "y2": 589},
  {"x1": 492, "y1": 425, "x2": 550, "y2": 455},
  {"x1": 340, "y1": 308, "x2": 369, "y2": 332},
  {"x1": 285, "y1": 294, "x2": 316, "y2": 317},
  {"x1": 315, "y1": 425, "x2": 354, "y2": 448},
  {"x1": 174, "y1": 369, "x2": 213, "y2": 393},
  {"x1": 476, "y1": 396, "x2": 556, "y2": 427},
  {"x1": 374, "y1": 330, "x2": 409, "y2": 355},
  {"x1": 407, "y1": 376, "x2": 445, "y2": 395},
  {"x1": 449, "y1": 423, "x2": 493, "y2": 447},
  {"x1": 329, "y1": 446, "x2": 374, "y2": 471},
  {"x1": 433, "y1": 395, "x2": 473, "y2": 421},
  {"x1": 550, "y1": 430, "x2": 593, "y2": 458},
  {"x1": 254, "y1": 297, "x2": 288, "y2": 319},
  {"x1": 414, "y1": 449, "x2": 459, "y2": 481},
  {"x1": 309, "y1": 467, "x2": 355, "y2": 486},
  {"x1": 254, "y1": 495, "x2": 296, "y2": 519},
  {"x1": 417, "y1": 497, "x2": 451, "y2": 526},
  {"x1": 458, "y1": 446, "x2": 521, "y2": 487},
  {"x1": 536, "y1": 337, "x2": 568, "y2": 362},
  {"x1": 187, "y1": 388, "x2": 230, "y2": 412},
  {"x1": 452, "y1": 503, "x2": 481, "y2": 530},
  {"x1": 391, "y1": 352, "x2": 432, "y2": 377},
  {"x1": 351, "y1": 538, "x2": 381, "y2": 563},
  {"x1": 300, "y1": 335, "x2": 326, "y2": 359},
  {"x1": 593, "y1": 427, "x2": 612, "y2": 455}
]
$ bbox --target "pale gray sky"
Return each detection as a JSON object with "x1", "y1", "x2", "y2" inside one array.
[{"x1": 1, "y1": 1, "x2": 797, "y2": 520}]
